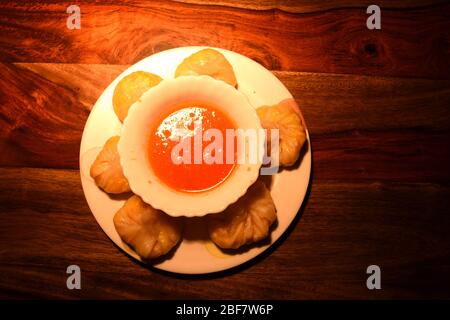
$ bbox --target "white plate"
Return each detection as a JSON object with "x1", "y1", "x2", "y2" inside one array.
[{"x1": 79, "y1": 46, "x2": 311, "y2": 274}]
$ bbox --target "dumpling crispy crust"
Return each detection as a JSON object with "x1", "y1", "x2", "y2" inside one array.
[
  {"x1": 175, "y1": 49, "x2": 237, "y2": 87},
  {"x1": 113, "y1": 195, "x2": 184, "y2": 260},
  {"x1": 257, "y1": 103, "x2": 307, "y2": 167},
  {"x1": 112, "y1": 71, "x2": 162, "y2": 122},
  {"x1": 207, "y1": 180, "x2": 277, "y2": 249},
  {"x1": 90, "y1": 136, "x2": 131, "y2": 194}
]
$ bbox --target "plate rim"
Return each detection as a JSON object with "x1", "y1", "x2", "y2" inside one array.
[{"x1": 79, "y1": 46, "x2": 312, "y2": 274}]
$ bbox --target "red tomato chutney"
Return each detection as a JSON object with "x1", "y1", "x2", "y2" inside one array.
[{"x1": 148, "y1": 102, "x2": 236, "y2": 192}]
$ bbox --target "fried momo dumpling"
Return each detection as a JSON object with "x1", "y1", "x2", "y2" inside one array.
[
  {"x1": 113, "y1": 195, "x2": 183, "y2": 260},
  {"x1": 90, "y1": 136, "x2": 131, "y2": 194},
  {"x1": 175, "y1": 49, "x2": 237, "y2": 87},
  {"x1": 257, "y1": 103, "x2": 307, "y2": 166},
  {"x1": 112, "y1": 71, "x2": 162, "y2": 122},
  {"x1": 207, "y1": 181, "x2": 277, "y2": 249}
]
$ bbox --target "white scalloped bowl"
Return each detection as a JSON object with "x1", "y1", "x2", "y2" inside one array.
[{"x1": 118, "y1": 76, "x2": 263, "y2": 217}]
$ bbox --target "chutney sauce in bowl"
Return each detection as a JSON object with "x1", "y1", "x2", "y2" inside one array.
[
  {"x1": 119, "y1": 76, "x2": 262, "y2": 217},
  {"x1": 148, "y1": 102, "x2": 236, "y2": 193}
]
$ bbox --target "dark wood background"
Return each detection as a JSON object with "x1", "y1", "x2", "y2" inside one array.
[{"x1": 0, "y1": 0, "x2": 449, "y2": 299}]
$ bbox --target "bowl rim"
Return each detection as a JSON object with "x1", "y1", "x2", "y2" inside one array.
[{"x1": 118, "y1": 75, "x2": 263, "y2": 217}]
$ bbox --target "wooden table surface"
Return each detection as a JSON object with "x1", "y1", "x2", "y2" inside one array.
[{"x1": 0, "y1": 0, "x2": 449, "y2": 299}]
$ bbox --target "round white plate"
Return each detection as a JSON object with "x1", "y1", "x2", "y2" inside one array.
[{"x1": 79, "y1": 46, "x2": 311, "y2": 274}]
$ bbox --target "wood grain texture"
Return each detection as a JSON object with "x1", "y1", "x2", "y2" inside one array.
[
  {"x1": 0, "y1": 63, "x2": 124, "y2": 168},
  {"x1": 0, "y1": 1, "x2": 449, "y2": 78},
  {"x1": 0, "y1": 167, "x2": 449, "y2": 299},
  {"x1": 1, "y1": 63, "x2": 449, "y2": 182},
  {"x1": 173, "y1": 0, "x2": 449, "y2": 13},
  {"x1": 1, "y1": 0, "x2": 450, "y2": 300}
]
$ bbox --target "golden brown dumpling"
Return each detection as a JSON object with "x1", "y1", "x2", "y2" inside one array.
[
  {"x1": 175, "y1": 49, "x2": 237, "y2": 87},
  {"x1": 112, "y1": 71, "x2": 162, "y2": 122},
  {"x1": 207, "y1": 181, "x2": 277, "y2": 249},
  {"x1": 90, "y1": 136, "x2": 131, "y2": 194},
  {"x1": 257, "y1": 103, "x2": 307, "y2": 166},
  {"x1": 113, "y1": 195, "x2": 183, "y2": 260}
]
